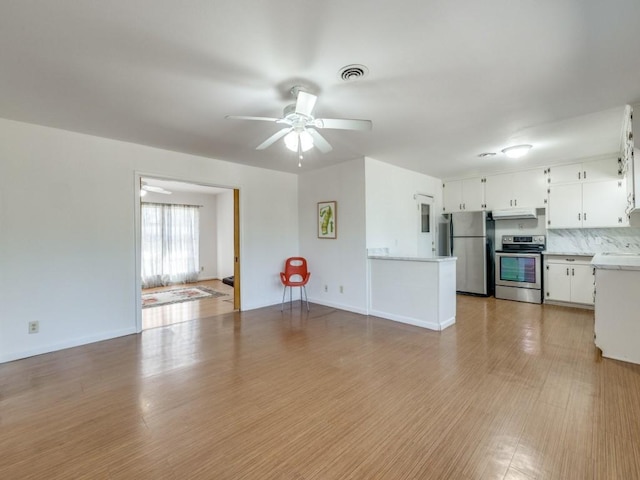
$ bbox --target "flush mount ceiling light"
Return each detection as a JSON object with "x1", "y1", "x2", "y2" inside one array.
[{"x1": 501, "y1": 144, "x2": 532, "y2": 159}]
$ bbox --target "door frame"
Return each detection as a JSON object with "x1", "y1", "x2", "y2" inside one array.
[
  {"x1": 415, "y1": 193, "x2": 435, "y2": 258},
  {"x1": 134, "y1": 172, "x2": 241, "y2": 333}
]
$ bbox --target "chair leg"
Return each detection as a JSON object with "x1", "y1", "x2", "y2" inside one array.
[
  {"x1": 289, "y1": 286, "x2": 292, "y2": 309},
  {"x1": 281, "y1": 285, "x2": 287, "y2": 311},
  {"x1": 303, "y1": 285, "x2": 309, "y2": 311}
]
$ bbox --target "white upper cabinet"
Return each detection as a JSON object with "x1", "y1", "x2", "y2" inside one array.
[
  {"x1": 484, "y1": 169, "x2": 546, "y2": 210},
  {"x1": 442, "y1": 177, "x2": 485, "y2": 212},
  {"x1": 546, "y1": 155, "x2": 627, "y2": 228},
  {"x1": 621, "y1": 105, "x2": 636, "y2": 213},
  {"x1": 547, "y1": 183, "x2": 583, "y2": 228},
  {"x1": 582, "y1": 180, "x2": 628, "y2": 227},
  {"x1": 548, "y1": 179, "x2": 628, "y2": 228},
  {"x1": 547, "y1": 157, "x2": 621, "y2": 184}
]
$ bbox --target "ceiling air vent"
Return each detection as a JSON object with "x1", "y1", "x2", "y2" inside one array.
[{"x1": 338, "y1": 64, "x2": 369, "y2": 81}]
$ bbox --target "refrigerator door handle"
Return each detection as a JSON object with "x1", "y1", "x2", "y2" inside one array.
[{"x1": 449, "y1": 218, "x2": 454, "y2": 255}]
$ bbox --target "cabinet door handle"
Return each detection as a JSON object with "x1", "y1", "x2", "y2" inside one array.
[
  {"x1": 514, "y1": 199, "x2": 517, "y2": 206},
  {"x1": 584, "y1": 212, "x2": 587, "y2": 221},
  {"x1": 578, "y1": 213, "x2": 581, "y2": 221},
  {"x1": 510, "y1": 199, "x2": 513, "y2": 206},
  {"x1": 578, "y1": 171, "x2": 581, "y2": 180},
  {"x1": 572, "y1": 268, "x2": 575, "y2": 276},
  {"x1": 566, "y1": 268, "x2": 569, "y2": 276},
  {"x1": 460, "y1": 203, "x2": 462, "y2": 210},
  {"x1": 584, "y1": 171, "x2": 587, "y2": 179}
]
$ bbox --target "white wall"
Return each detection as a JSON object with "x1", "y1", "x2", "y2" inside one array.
[
  {"x1": 216, "y1": 190, "x2": 235, "y2": 279},
  {"x1": 365, "y1": 157, "x2": 444, "y2": 256},
  {"x1": 0, "y1": 118, "x2": 298, "y2": 363},
  {"x1": 143, "y1": 189, "x2": 222, "y2": 281},
  {"x1": 299, "y1": 159, "x2": 368, "y2": 314}
]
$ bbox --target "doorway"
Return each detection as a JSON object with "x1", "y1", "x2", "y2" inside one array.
[
  {"x1": 416, "y1": 194, "x2": 435, "y2": 258},
  {"x1": 136, "y1": 176, "x2": 240, "y2": 330}
]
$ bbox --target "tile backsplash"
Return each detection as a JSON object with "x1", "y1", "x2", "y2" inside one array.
[{"x1": 546, "y1": 228, "x2": 640, "y2": 254}]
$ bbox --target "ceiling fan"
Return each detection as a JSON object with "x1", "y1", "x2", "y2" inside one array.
[
  {"x1": 140, "y1": 181, "x2": 172, "y2": 197},
  {"x1": 225, "y1": 86, "x2": 372, "y2": 166}
]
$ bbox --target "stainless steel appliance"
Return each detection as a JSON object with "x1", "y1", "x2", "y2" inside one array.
[
  {"x1": 444, "y1": 211, "x2": 495, "y2": 296},
  {"x1": 495, "y1": 235, "x2": 545, "y2": 303}
]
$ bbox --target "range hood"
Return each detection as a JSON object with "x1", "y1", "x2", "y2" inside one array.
[{"x1": 491, "y1": 208, "x2": 537, "y2": 220}]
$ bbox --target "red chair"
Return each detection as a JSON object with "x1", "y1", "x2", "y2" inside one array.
[{"x1": 280, "y1": 257, "x2": 310, "y2": 311}]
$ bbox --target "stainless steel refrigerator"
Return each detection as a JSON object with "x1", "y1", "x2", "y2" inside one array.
[{"x1": 443, "y1": 211, "x2": 495, "y2": 296}]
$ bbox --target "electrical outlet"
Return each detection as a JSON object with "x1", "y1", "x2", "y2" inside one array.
[
  {"x1": 339, "y1": 285, "x2": 344, "y2": 294},
  {"x1": 28, "y1": 321, "x2": 39, "y2": 334},
  {"x1": 324, "y1": 285, "x2": 328, "y2": 292},
  {"x1": 200, "y1": 266, "x2": 205, "y2": 271}
]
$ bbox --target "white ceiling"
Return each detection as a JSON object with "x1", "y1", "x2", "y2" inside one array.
[{"x1": 1, "y1": 1, "x2": 639, "y2": 179}]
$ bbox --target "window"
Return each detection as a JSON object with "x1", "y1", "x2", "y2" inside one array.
[{"x1": 141, "y1": 203, "x2": 200, "y2": 288}]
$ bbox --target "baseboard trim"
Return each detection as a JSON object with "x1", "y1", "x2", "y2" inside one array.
[
  {"x1": 368, "y1": 309, "x2": 454, "y2": 331},
  {"x1": 543, "y1": 299, "x2": 594, "y2": 310},
  {"x1": 0, "y1": 327, "x2": 137, "y2": 364},
  {"x1": 306, "y1": 298, "x2": 368, "y2": 316}
]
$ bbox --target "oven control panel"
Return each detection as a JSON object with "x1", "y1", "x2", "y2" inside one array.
[
  {"x1": 502, "y1": 235, "x2": 546, "y2": 245},
  {"x1": 500, "y1": 235, "x2": 546, "y2": 252}
]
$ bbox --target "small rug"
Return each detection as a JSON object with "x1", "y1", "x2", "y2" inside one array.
[{"x1": 142, "y1": 286, "x2": 226, "y2": 308}]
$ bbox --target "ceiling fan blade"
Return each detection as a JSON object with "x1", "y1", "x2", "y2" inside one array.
[
  {"x1": 225, "y1": 115, "x2": 280, "y2": 122},
  {"x1": 295, "y1": 91, "x2": 317, "y2": 117},
  {"x1": 314, "y1": 118, "x2": 372, "y2": 131},
  {"x1": 307, "y1": 129, "x2": 333, "y2": 153},
  {"x1": 256, "y1": 127, "x2": 292, "y2": 150}
]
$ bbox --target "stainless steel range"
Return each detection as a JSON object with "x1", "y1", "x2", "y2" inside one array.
[{"x1": 495, "y1": 235, "x2": 545, "y2": 304}]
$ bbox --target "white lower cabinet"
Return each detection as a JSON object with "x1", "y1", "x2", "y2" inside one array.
[{"x1": 544, "y1": 256, "x2": 594, "y2": 306}]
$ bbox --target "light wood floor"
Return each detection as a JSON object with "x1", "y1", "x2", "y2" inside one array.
[
  {"x1": 1, "y1": 296, "x2": 639, "y2": 479},
  {"x1": 142, "y1": 279, "x2": 235, "y2": 330}
]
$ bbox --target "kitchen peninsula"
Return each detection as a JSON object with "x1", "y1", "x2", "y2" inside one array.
[
  {"x1": 591, "y1": 253, "x2": 640, "y2": 365},
  {"x1": 368, "y1": 255, "x2": 457, "y2": 331}
]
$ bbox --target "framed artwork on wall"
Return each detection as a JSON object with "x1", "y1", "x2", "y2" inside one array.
[{"x1": 317, "y1": 201, "x2": 337, "y2": 239}]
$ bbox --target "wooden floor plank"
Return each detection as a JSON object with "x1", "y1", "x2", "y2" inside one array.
[
  {"x1": 1, "y1": 295, "x2": 640, "y2": 479},
  {"x1": 142, "y1": 279, "x2": 235, "y2": 330}
]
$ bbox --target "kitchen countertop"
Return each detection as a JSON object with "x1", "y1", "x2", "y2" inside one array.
[
  {"x1": 368, "y1": 255, "x2": 456, "y2": 263},
  {"x1": 591, "y1": 253, "x2": 640, "y2": 271},
  {"x1": 542, "y1": 251, "x2": 595, "y2": 257}
]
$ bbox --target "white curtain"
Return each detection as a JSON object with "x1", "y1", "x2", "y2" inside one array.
[{"x1": 141, "y1": 203, "x2": 200, "y2": 288}]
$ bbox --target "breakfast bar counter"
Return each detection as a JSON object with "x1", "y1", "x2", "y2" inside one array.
[
  {"x1": 592, "y1": 253, "x2": 640, "y2": 365},
  {"x1": 368, "y1": 256, "x2": 457, "y2": 331}
]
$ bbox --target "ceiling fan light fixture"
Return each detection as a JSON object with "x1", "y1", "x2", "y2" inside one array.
[
  {"x1": 501, "y1": 144, "x2": 532, "y2": 159},
  {"x1": 284, "y1": 130, "x2": 314, "y2": 152}
]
